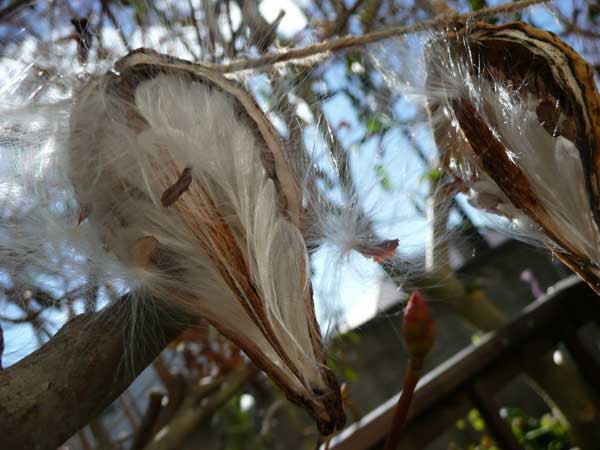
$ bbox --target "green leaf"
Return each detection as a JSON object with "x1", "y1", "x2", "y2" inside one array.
[
  {"x1": 463, "y1": 278, "x2": 482, "y2": 294},
  {"x1": 343, "y1": 367, "x2": 359, "y2": 383},
  {"x1": 366, "y1": 118, "x2": 383, "y2": 135},
  {"x1": 346, "y1": 54, "x2": 361, "y2": 74},
  {"x1": 426, "y1": 167, "x2": 444, "y2": 182},
  {"x1": 326, "y1": 356, "x2": 338, "y2": 371},
  {"x1": 344, "y1": 330, "x2": 361, "y2": 343},
  {"x1": 374, "y1": 164, "x2": 393, "y2": 191},
  {"x1": 468, "y1": 0, "x2": 487, "y2": 11},
  {"x1": 468, "y1": 408, "x2": 486, "y2": 432},
  {"x1": 470, "y1": 332, "x2": 483, "y2": 345}
]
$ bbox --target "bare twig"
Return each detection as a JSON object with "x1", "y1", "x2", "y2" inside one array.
[
  {"x1": 0, "y1": 0, "x2": 33, "y2": 20},
  {"x1": 130, "y1": 390, "x2": 165, "y2": 450},
  {"x1": 77, "y1": 429, "x2": 93, "y2": 450},
  {"x1": 187, "y1": 0, "x2": 204, "y2": 55},
  {"x1": 202, "y1": 0, "x2": 218, "y2": 61},
  {"x1": 360, "y1": 0, "x2": 384, "y2": 31},
  {"x1": 555, "y1": 9, "x2": 600, "y2": 39},
  {"x1": 429, "y1": 0, "x2": 454, "y2": 16},
  {"x1": 0, "y1": 320, "x2": 3, "y2": 370},
  {"x1": 383, "y1": 292, "x2": 433, "y2": 450},
  {"x1": 213, "y1": 0, "x2": 548, "y2": 73},
  {"x1": 321, "y1": 0, "x2": 368, "y2": 39},
  {"x1": 101, "y1": 0, "x2": 131, "y2": 51},
  {"x1": 118, "y1": 394, "x2": 139, "y2": 430},
  {"x1": 153, "y1": 355, "x2": 181, "y2": 395},
  {"x1": 151, "y1": 354, "x2": 188, "y2": 431},
  {"x1": 144, "y1": 364, "x2": 258, "y2": 450},
  {"x1": 382, "y1": 359, "x2": 420, "y2": 450},
  {"x1": 0, "y1": 309, "x2": 43, "y2": 324},
  {"x1": 88, "y1": 417, "x2": 112, "y2": 448}
]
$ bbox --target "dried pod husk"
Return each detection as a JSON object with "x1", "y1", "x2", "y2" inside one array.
[
  {"x1": 425, "y1": 22, "x2": 600, "y2": 293},
  {"x1": 69, "y1": 49, "x2": 345, "y2": 434}
]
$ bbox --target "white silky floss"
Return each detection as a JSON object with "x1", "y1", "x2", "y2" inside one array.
[
  {"x1": 1, "y1": 50, "x2": 346, "y2": 433},
  {"x1": 373, "y1": 22, "x2": 600, "y2": 290}
]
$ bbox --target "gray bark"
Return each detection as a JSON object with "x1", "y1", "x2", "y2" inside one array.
[{"x1": 0, "y1": 297, "x2": 194, "y2": 450}]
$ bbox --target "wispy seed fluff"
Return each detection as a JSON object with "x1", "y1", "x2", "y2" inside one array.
[
  {"x1": 2, "y1": 49, "x2": 345, "y2": 434},
  {"x1": 375, "y1": 21, "x2": 600, "y2": 293}
]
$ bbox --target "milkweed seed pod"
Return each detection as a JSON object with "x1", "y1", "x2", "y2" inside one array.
[
  {"x1": 68, "y1": 48, "x2": 345, "y2": 434},
  {"x1": 424, "y1": 22, "x2": 600, "y2": 294}
]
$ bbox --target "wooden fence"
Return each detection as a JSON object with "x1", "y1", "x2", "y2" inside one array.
[{"x1": 328, "y1": 277, "x2": 600, "y2": 450}]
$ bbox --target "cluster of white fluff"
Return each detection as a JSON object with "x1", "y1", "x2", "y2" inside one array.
[
  {"x1": 0, "y1": 38, "x2": 362, "y2": 432},
  {"x1": 5, "y1": 37, "x2": 459, "y2": 431},
  {"x1": 0, "y1": 2, "x2": 475, "y2": 431},
  {"x1": 0, "y1": 5, "x2": 448, "y2": 362},
  {"x1": 373, "y1": 21, "x2": 600, "y2": 288}
]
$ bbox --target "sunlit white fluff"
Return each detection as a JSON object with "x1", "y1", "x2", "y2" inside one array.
[
  {"x1": 427, "y1": 36, "x2": 600, "y2": 265},
  {"x1": 372, "y1": 23, "x2": 600, "y2": 286},
  {"x1": 0, "y1": 6, "x2": 403, "y2": 426},
  {"x1": 72, "y1": 69, "x2": 332, "y2": 405},
  {"x1": 480, "y1": 85, "x2": 600, "y2": 261},
  {"x1": 0, "y1": 48, "x2": 351, "y2": 431}
]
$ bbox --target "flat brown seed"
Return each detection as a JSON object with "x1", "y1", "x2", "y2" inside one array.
[
  {"x1": 129, "y1": 236, "x2": 160, "y2": 268},
  {"x1": 356, "y1": 238, "x2": 399, "y2": 263},
  {"x1": 559, "y1": 116, "x2": 578, "y2": 142},
  {"x1": 77, "y1": 205, "x2": 91, "y2": 225},
  {"x1": 536, "y1": 96, "x2": 561, "y2": 137},
  {"x1": 161, "y1": 167, "x2": 193, "y2": 207}
]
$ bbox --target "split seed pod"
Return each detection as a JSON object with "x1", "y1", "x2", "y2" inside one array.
[
  {"x1": 425, "y1": 22, "x2": 600, "y2": 294},
  {"x1": 69, "y1": 49, "x2": 345, "y2": 433}
]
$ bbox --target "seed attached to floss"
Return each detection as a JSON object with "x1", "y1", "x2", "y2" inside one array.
[
  {"x1": 129, "y1": 236, "x2": 160, "y2": 268},
  {"x1": 77, "y1": 205, "x2": 91, "y2": 225},
  {"x1": 161, "y1": 167, "x2": 193, "y2": 207},
  {"x1": 67, "y1": 49, "x2": 346, "y2": 434},
  {"x1": 424, "y1": 21, "x2": 600, "y2": 294},
  {"x1": 356, "y1": 238, "x2": 400, "y2": 263}
]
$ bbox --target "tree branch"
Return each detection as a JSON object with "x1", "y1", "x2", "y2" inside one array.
[
  {"x1": 131, "y1": 390, "x2": 165, "y2": 450},
  {"x1": 212, "y1": 0, "x2": 548, "y2": 73},
  {"x1": 0, "y1": 297, "x2": 195, "y2": 450},
  {"x1": 0, "y1": 0, "x2": 33, "y2": 21}
]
